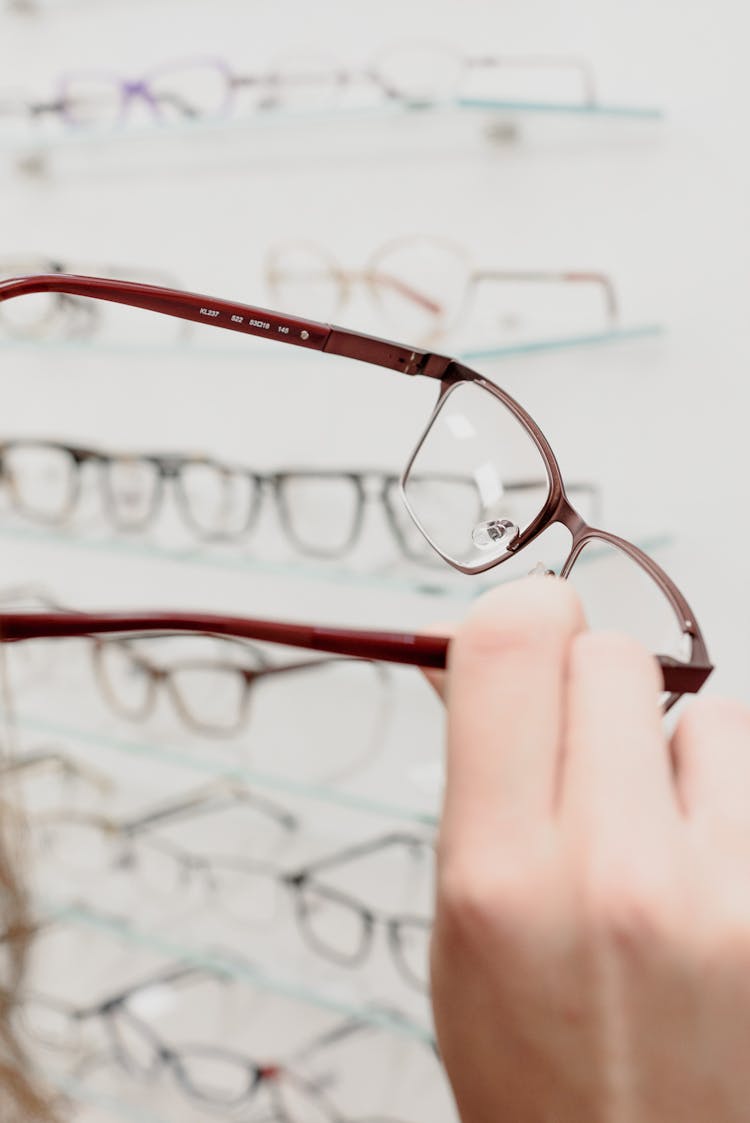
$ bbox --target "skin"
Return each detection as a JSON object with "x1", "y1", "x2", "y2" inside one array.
[{"x1": 429, "y1": 576, "x2": 750, "y2": 1123}]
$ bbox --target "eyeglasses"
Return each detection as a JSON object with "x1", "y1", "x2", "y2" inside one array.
[
  {"x1": 0, "y1": 258, "x2": 180, "y2": 340},
  {"x1": 18, "y1": 48, "x2": 597, "y2": 134},
  {"x1": 21, "y1": 971, "x2": 304, "y2": 1111},
  {"x1": 0, "y1": 436, "x2": 601, "y2": 564},
  {"x1": 0, "y1": 747, "x2": 112, "y2": 813},
  {"x1": 21, "y1": 963, "x2": 403, "y2": 1118},
  {"x1": 266, "y1": 235, "x2": 618, "y2": 345},
  {"x1": 284, "y1": 833, "x2": 432, "y2": 991},
  {"x1": 13, "y1": 628, "x2": 392, "y2": 782},
  {"x1": 91, "y1": 633, "x2": 389, "y2": 771},
  {"x1": 29, "y1": 777, "x2": 298, "y2": 878},
  {"x1": 0, "y1": 272, "x2": 713, "y2": 706},
  {"x1": 62, "y1": 827, "x2": 431, "y2": 990},
  {"x1": 28, "y1": 809, "x2": 431, "y2": 990}
]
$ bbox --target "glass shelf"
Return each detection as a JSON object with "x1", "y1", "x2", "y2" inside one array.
[
  {"x1": 0, "y1": 322, "x2": 664, "y2": 364},
  {"x1": 458, "y1": 96, "x2": 663, "y2": 120},
  {"x1": 0, "y1": 523, "x2": 674, "y2": 603},
  {"x1": 461, "y1": 323, "x2": 663, "y2": 361},
  {"x1": 39, "y1": 899, "x2": 435, "y2": 1043},
  {"x1": 0, "y1": 95, "x2": 664, "y2": 159},
  {"x1": 10, "y1": 707, "x2": 441, "y2": 826}
]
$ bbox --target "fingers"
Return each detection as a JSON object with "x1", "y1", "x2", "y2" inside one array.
[
  {"x1": 562, "y1": 633, "x2": 677, "y2": 830},
  {"x1": 671, "y1": 697, "x2": 750, "y2": 825},
  {"x1": 441, "y1": 576, "x2": 585, "y2": 856},
  {"x1": 422, "y1": 666, "x2": 446, "y2": 701}
]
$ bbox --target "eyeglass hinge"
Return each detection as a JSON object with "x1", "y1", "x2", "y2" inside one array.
[{"x1": 405, "y1": 351, "x2": 455, "y2": 379}]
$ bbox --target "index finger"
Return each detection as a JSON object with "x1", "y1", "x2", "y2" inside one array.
[{"x1": 441, "y1": 577, "x2": 585, "y2": 858}]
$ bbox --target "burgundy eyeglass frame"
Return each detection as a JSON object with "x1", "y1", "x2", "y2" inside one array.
[{"x1": 0, "y1": 273, "x2": 713, "y2": 700}]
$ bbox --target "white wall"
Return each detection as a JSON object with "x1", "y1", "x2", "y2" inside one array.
[{"x1": 0, "y1": 3, "x2": 747, "y2": 1117}]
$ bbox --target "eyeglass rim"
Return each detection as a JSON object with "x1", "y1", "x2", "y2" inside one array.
[{"x1": 0, "y1": 273, "x2": 713, "y2": 697}]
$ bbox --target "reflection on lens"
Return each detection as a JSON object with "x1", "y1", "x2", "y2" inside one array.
[
  {"x1": 368, "y1": 237, "x2": 469, "y2": 341},
  {"x1": 567, "y1": 540, "x2": 692, "y2": 664},
  {"x1": 296, "y1": 882, "x2": 369, "y2": 964},
  {"x1": 178, "y1": 460, "x2": 258, "y2": 539},
  {"x1": 277, "y1": 473, "x2": 362, "y2": 556},
  {"x1": 403, "y1": 381, "x2": 550, "y2": 570},
  {"x1": 4, "y1": 443, "x2": 76, "y2": 523},
  {"x1": 105, "y1": 457, "x2": 160, "y2": 530}
]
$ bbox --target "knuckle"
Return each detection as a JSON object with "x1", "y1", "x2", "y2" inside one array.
[
  {"x1": 436, "y1": 857, "x2": 534, "y2": 951},
  {"x1": 579, "y1": 860, "x2": 671, "y2": 952}
]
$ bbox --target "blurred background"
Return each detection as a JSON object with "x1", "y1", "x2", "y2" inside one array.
[{"x1": 0, "y1": 1, "x2": 746, "y2": 1120}]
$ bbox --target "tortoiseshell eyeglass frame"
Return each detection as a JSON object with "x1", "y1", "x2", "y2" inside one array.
[{"x1": 0, "y1": 274, "x2": 713, "y2": 704}]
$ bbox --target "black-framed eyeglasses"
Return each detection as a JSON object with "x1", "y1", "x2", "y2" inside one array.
[
  {"x1": 20, "y1": 963, "x2": 419, "y2": 1119},
  {"x1": 0, "y1": 436, "x2": 601, "y2": 564},
  {"x1": 29, "y1": 777, "x2": 299, "y2": 882},
  {"x1": 285, "y1": 833, "x2": 433, "y2": 992}
]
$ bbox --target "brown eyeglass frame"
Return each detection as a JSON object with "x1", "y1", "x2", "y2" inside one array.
[{"x1": 0, "y1": 273, "x2": 713, "y2": 702}]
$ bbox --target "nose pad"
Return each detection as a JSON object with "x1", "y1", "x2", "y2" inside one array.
[
  {"x1": 471, "y1": 518, "x2": 520, "y2": 550},
  {"x1": 528, "y1": 561, "x2": 556, "y2": 577}
]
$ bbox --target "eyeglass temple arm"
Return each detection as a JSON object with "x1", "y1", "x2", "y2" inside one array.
[
  {"x1": 0, "y1": 610, "x2": 449, "y2": 666},
  {"x1": 295, "y1": 831, "x2": 432, "y2": 880},
  {"x1": 0, "y1": 748, "x2": 112, "y2": 791},
  {"x1": 249, "y1": 655, "x2": 369, "y2": 681},
  {"x1": 472, "y1": 269, "x2": 619, "y2": 326},
  {"x1": 292, "y1": 1003, "x2": 430, "y2": 1062},
  {"x1": 79, "y1": 962, "x2": 228, "y2": 1018},
  {"x1": 0, "y1": 274, "x2": 455, "y2": 380},
  {"x1": 0, "y1": 611, "x2": 713, "y2": 694},
  {"x1": 468, "y1": 54, "x2": 597, "y2": 106},
  {"x1": 123, "y1": 782, "x2": 297, "y2": 835}
]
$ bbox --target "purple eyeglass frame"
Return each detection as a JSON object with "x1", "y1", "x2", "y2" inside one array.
[
  {"x1": 57, "y1": 58, "x2": 237, "y2": 129},
  {"x1": 0, "y1": 273, "x2": 713, "y2": 702}
]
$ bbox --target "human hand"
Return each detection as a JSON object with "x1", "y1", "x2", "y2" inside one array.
[{"x1": 431, "y1": 576, "x2": 750, "y2": 1123}]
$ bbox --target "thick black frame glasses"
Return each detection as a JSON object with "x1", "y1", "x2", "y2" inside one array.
[{"x1": 0, "y1": 435, "x2": 601, "y2": 564}]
